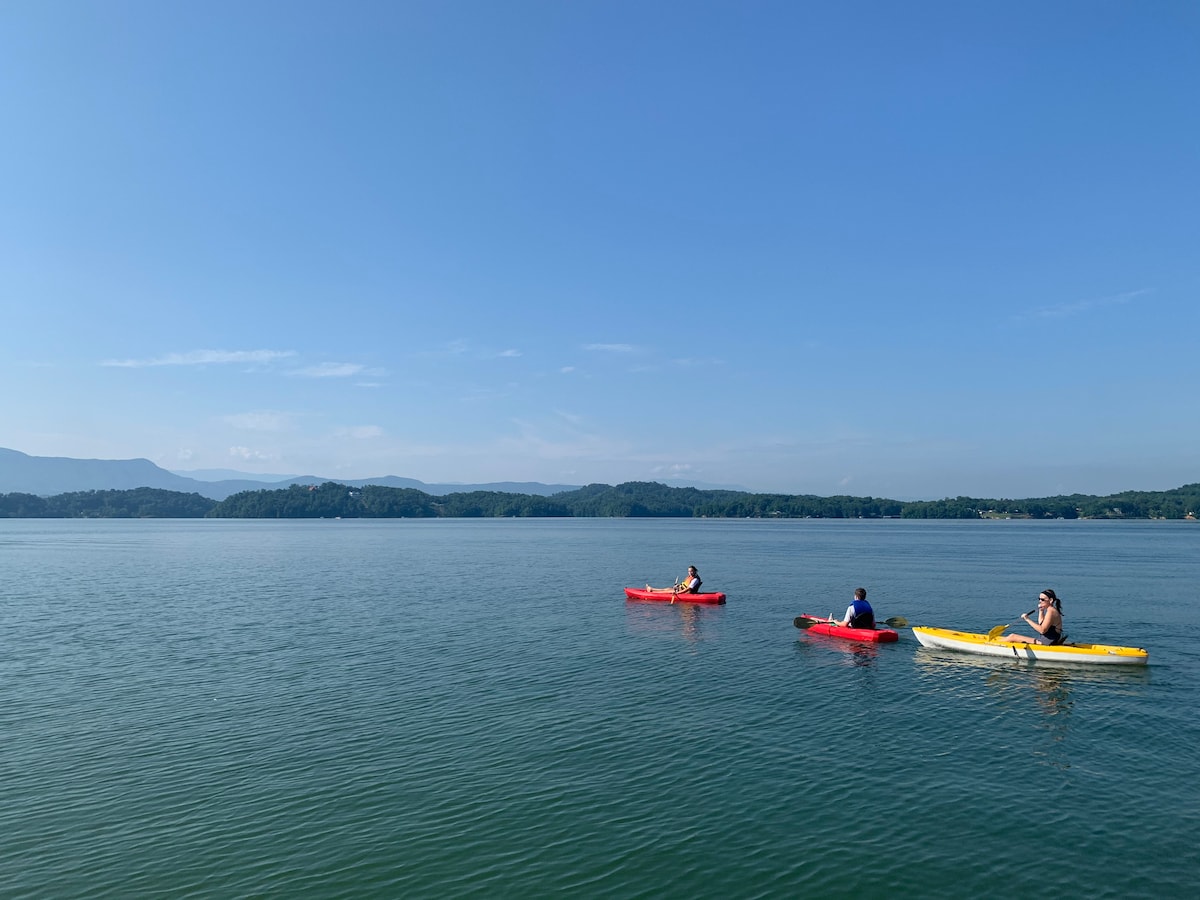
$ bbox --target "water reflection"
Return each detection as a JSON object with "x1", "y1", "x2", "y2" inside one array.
[
  {"x1": 915, "y1": 649, "x2": 1151, "y2": 771},
  {"x1": 914, "y1": 650, "x2": 1074, "y2": 766},
  {"x1": 796, "y1": 632, "x2": 882, "y2": 668},
  {"x1": 624, "y1": 599, "x2": 719, "y2": 646},
  {"x1": 1008, "y1": 668, "x2": 1073, "y2": 765},
  {"x1": 677, "y1": 603, "x2": 701, "y2": 644},
  {"x1": 1030, "y1": 668, "x2": 1072, "y2": 722},
  {"x1": 914, "y1": 647, "x2": 1152, "y2": 689}
]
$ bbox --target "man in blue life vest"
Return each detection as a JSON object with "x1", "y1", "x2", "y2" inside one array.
[{"x1": 837, "y1": 587, "x2": 875, "y2": 629}]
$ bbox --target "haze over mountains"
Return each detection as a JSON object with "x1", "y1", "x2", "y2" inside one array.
[{"x1": 0, "y1": 448, "x2": 586, "y2": 501}]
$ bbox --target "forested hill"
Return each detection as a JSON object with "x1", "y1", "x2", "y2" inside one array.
[
  {"x1": 206, "y1": 480, "x2": 1200, "y2": 519},
  {"x1": 0, "y1": 488, "x2": 217, "y2": 518},
  {"x1": 2, "y1": 481, "x2": 1198, "y2": 519}
]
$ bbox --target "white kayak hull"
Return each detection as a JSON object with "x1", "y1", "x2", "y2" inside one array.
[{"x1": 912, "y1": 626, "x2": 1148, "y2": 666}]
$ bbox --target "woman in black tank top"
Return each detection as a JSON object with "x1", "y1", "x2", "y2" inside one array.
[{"x1": 999, "y1": 589, "x2": 1064, "y2": 644}]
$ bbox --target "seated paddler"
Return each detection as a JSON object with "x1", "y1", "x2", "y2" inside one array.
[
  {"x1": 836, "y1": 587, "x2": 875, "y2": 629},
  {"x1": 645, "y1": 566, "x2": 703, "y2": 594}
]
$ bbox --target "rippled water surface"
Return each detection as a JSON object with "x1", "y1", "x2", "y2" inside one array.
[{"x1": 2, "y1": 518, "x2": 1197, "y2": 898}]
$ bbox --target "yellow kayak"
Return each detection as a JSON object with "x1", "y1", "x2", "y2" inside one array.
[{"x1": 912, "y1": 626, "x2": 1148, "y2": 666}]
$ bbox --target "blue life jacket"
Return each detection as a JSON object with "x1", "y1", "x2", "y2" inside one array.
[{"x1": 848, "y1": 599, "x2": 875, "y2": 629}]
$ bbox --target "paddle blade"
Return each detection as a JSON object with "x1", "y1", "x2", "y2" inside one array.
[
  {"x1": 986, "y1": 624, "x2": 1007, "y2": 640},
  {"x1": 793, "y1": 616, "x2": 820, "y2": 629},
  {"x1": 883, "y1": 616, "x2": 908, "y2": 628}
]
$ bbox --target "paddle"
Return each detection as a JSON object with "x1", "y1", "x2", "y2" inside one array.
[
  {"x1": 793, "y1": 615, "x2": 831, "y2": 628},
  {"x1": 794, "y1": 615, "x2": 908, "y2": 629},
  {"x1": 987, "y1": 609, "x2": 1037, "y2": 641}
]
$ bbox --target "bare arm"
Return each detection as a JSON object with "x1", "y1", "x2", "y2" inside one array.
[{"x1": 1023, "y1": 608, "x2": 1060, "y2": 636}]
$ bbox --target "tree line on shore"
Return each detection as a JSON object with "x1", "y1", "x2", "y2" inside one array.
[
  {"x1": 2, "y1": 480, "x2": 1198, "y2": 519},
  {"x1": 0, "y1": 487, "x2": 217, "y2": 518}
]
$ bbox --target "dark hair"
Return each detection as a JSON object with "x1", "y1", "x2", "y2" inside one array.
[
  {"x1": 688, "y1": 566, "x2": 698, "y2": 573},
  {"x1": 854, "y1": 587, "x2": 867, "y2": 600},
  {"x1": 1041, "y1": 588, "x2": 1061, "y2": 612}
]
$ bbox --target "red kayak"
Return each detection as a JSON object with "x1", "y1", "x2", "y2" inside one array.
[
  {"x1": 794, "y1": 614, "x2": 898, "y2": 643},
  {"x1": 625, "y1": 586, "x2": 727, "y2": 605}
]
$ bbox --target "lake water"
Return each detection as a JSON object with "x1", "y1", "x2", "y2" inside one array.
[{"x1": 1, "y1": 518, "x2": 1197, "y2": 898}]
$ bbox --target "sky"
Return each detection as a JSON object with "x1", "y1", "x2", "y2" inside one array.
[{"x1": 1, "y1": 1, "x2": 1197, "y2": 500}]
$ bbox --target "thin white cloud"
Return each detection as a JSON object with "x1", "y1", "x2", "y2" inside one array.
[
  {"x1": 458, "y1": 383, "x2": 516, "y2": 403},
  {"x1": 415, "y1": 341, "x2": 520, "y2": 362},
  {"x1": 290, "y1": 362, "x2": 365, "y2": 378},
  {"x1": 1022, "y1": 288, "x2": 1151, "y2": 322},
  {"x1": 101, "y1": 349, "x2": 295, "y2": 367},
  {"x1": 333, "y1": 425, "x2": 384, "y2": 439},
  {"x1": 229, "y1": 446, "x2": 277, "y2": 461},
  {"x1": 497, "y1": 418, "x2": 635, "y2": 462},
  {"x1": 414, "y1": 339, "x2": 470, "y2": 360},
  {"x1": 651, "y1": 463, "x2": 701, "y2": 479},
  {"x1": 224, "y1": 411, "x2": 293, "y2": 432},
  {"x1": 585, "y1": 343, "x2": 635, "y2": 353},
  {"x1": 560, "y1": 366, "x2": 576, "y2": 374}
]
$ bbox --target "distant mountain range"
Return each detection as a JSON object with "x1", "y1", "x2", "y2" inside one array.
[{"x1": 0, "y1": 448, "x2": 586, "y2": 501}]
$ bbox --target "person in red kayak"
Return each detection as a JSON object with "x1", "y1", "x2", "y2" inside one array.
[
  {"x1": 645, "y1": 566, "x2": 702, "y2": 594},
  {"x1": 999, "y1": 589, "x2": 1065, "y2": 644},
  {"x1": 836, "y1": 587, "x2": 875, "y2": 629}
]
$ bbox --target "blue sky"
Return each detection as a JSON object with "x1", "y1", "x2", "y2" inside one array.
[{"x1": 1, "y1": 1, "x2": 1196, "y2": 499}]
